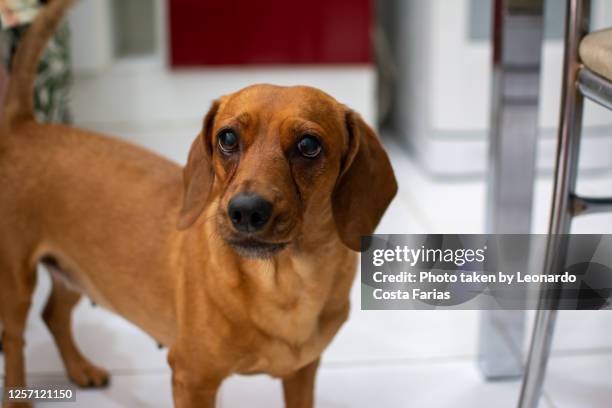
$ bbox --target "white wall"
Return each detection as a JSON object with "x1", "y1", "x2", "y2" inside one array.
[
  {"x1": 397, "y1": 0, "x2": 612, "y2": 175},
  {"x1": 68, "y1": 0, "x2": 114, "y2": 73}
]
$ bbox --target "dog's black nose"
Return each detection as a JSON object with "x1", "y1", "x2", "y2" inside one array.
[{"x1": 228, "y1": 193, "x2": 273, "y2": 232}]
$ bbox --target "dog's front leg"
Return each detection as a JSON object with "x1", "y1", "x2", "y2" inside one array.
[
  {"x1": 168, "y1": 346, "x2": 223, "y2": 408},
  {"x1": 171, "y1": 374, "x2": 220, "y2": 408},
  {"x1": 282, "y1": 358, "x2": 320, "y2": 408}
]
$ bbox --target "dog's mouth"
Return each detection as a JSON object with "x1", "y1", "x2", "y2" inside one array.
[{"x1": 226, "y1": 237, "x2": 289, "y2": 259}]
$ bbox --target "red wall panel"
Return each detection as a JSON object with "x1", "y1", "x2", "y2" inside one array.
[{"x1": 168, "y1": 0, "x2": 372, "y2": 66}]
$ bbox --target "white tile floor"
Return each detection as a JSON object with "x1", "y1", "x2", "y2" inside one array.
[{"x1": 3, "y1": 66, "x2": 612, "y2": 407}]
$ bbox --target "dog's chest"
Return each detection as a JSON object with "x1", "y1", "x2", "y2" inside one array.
[
  {"x1": 247, "y1": 263, "x2": 324, "y2": 333},
  {"x1": 239, "y1": 311, "x2": 321, "y2": 376},
  {"x1": 237, "y1": 298, "x2": 328, "y2": 377},
  {"x1": 231, "y1": 255, "x2": 350, "y2": 376}
]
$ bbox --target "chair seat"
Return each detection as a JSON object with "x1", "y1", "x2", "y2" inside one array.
[{"x1": 580, "y1": 28, "x2": 612, "y2": 81}]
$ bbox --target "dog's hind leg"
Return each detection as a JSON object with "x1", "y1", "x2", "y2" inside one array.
[
  {"x1": 41, "y1": 272, "x2": 110, "y2": 388},
  {"x1": 0, "y1": 258, "x2": 37, "y2": 408}
]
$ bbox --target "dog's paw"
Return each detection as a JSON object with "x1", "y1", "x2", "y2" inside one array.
[{"x1": 67, "y1": 360, "x2": 110, "y2": 388}]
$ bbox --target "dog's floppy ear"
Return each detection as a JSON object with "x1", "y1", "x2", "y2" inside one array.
[
  {"x1": 332, "y1": 110, "x2": 397, "y2": 251},
  {"x1": 177, "y1": 101, "x2": 219, "y2": 230}
]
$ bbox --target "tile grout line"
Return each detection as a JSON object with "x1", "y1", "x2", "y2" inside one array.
[
  {"x1": 0, "y1": 352, "x2": 479, "y2": 379},
  {"x1": 384, "y1": 146, "x2": 439, "y2": 232},
  {"x1": 542, "y1": 390, "x2": 559, "y2": 408},
  {"x1": 550, "y1": 346, "x2": 612, "y2": 358},
  {"x1": 321, "y1": 354, "x2": 479, "y2": 369},
  {"x1": 0, "y1": 367, "x2": 170, "y2": 378}
]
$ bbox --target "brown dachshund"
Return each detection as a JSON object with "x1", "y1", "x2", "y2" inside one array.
[{"x1": 0, "y1": 1, "x2": 397, "y2": 407}]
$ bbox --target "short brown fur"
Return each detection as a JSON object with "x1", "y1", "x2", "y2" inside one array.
[{"x1": 0, "y1": 2, "x2": 397, "y2": 407}]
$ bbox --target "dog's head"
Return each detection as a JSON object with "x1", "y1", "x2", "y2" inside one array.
[{"x1": 177, "y1": 84, "x2": 397, "y2": 258}]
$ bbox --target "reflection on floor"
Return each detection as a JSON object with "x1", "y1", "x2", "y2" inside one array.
[{"x1": 2, "y1": 66, "x2": 612, "y2": 407}]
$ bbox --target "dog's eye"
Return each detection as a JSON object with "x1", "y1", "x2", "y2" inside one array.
[
  {"x1": 218, "y1": 130, "x2": 239, "y2": 153},
  {"x1": 297, "y1": 135, "x2": 322, "y2": 159}
]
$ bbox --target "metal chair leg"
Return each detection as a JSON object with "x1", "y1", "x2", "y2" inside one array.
[
  {"x1": 517, "y1": 0, "x2": 590, "y2": 407},
  {"x1": 480, "y1": 0, "x2": 544, "y2": 380}
]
